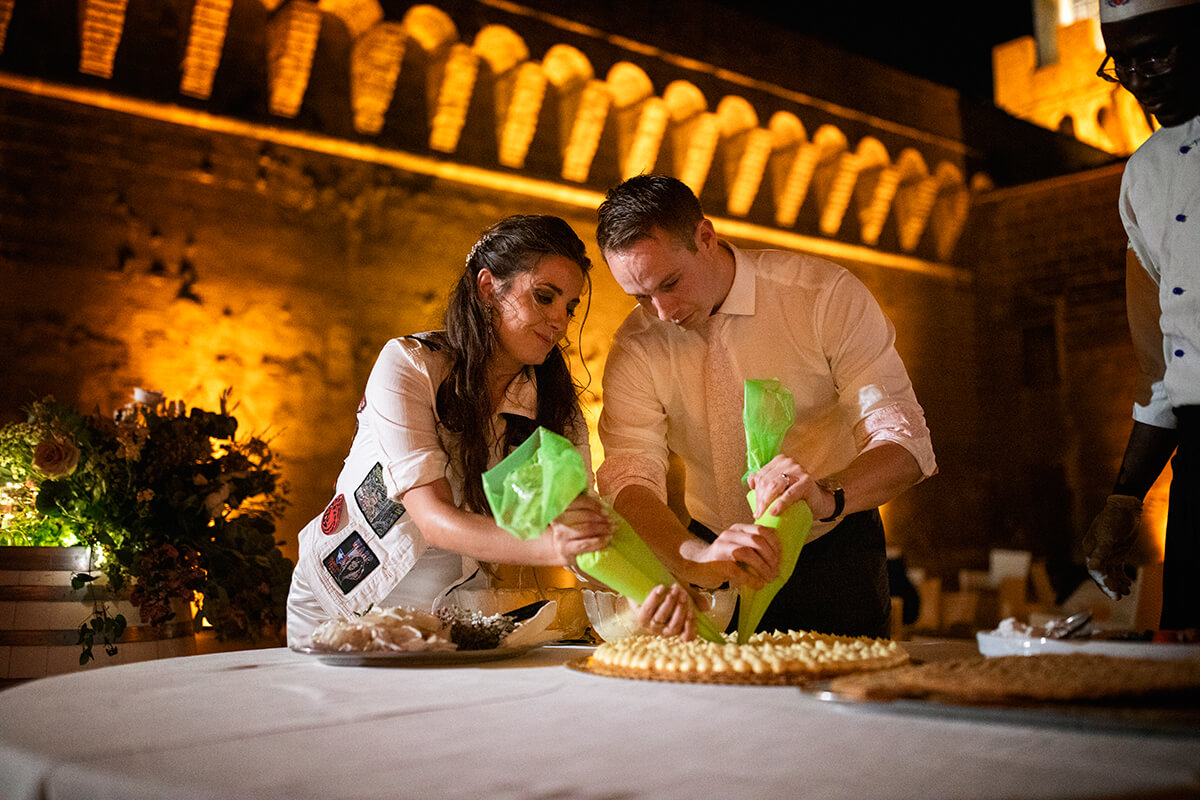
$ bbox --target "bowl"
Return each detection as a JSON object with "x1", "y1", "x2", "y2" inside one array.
[{"x1": 582, "y1": 586, "x2": 737, "y2": 643}]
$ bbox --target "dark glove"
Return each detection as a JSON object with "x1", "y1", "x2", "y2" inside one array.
[{"x1": 1082, "y1": 494, "x2": 1142, "y2": 600}]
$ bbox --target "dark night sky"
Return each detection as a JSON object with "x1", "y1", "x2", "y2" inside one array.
[{"x1": 716, "y1": 1, "x2": 1038, "y2": 101}]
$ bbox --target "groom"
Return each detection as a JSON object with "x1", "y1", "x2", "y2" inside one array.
[{"x1": 593, "y1": 174, "x2": 936, "y2": 638}]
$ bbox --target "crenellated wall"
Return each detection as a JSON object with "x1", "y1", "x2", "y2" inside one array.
[
  {"x1": 993, "y1": 16, "x2": 1154, "y2": 156},
  {"x1": 0, "y1": 0, "x2": 975, "y2": 262}
]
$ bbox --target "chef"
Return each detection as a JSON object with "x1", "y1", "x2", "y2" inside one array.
[{"x1": 1084, "y1": 0, "x2": 1200, "y2": 631}]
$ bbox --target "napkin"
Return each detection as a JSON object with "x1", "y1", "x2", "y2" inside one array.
[{"x1": 502, "y1": 600, "x2": 560, "y2": 648}]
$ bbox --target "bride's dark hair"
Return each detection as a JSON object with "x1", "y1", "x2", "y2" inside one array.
[{"x1": 437, "y1": 215, "x2": 592, "y2": 513}]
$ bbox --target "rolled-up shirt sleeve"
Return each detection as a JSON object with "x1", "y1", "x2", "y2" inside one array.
[
  {"x1": 363, "y1": 339, "x2": 451, "y2": 498},
  {"x1": 1126, "y1": 247, "x2": 1174, "y2": 429},
  {"x1": 596, "y1": 334, "x2": 671, "y2": 504},
  {"x1": 820, "y1": 271, "x2": 937, "y2": 479}
]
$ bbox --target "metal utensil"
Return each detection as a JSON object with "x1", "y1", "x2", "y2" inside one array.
[
  {"x1": 1043, "y1": 611, "x2": 1093, "y2": 639},
  {"x1": 502, "y1": 599, "x2": 551, "y2": 624}
]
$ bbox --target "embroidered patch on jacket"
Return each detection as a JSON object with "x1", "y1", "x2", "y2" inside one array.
[
  {"x1": 321, "y1": 494, "x2": 346, "y2": 535},
  {"x1": 354, "y1": 462, "x2": 404, "y2": 537},
  {"x1": 323, "y1": 531, "x2": 379, "y2": 594}
]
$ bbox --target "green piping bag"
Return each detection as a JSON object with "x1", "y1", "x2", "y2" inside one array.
[
  {"x1": 483, "y1": 427, "x2": 723, "y2": 643},
  {"x1": 736, "y1": 379, "x2": 813, "y2": 643}
]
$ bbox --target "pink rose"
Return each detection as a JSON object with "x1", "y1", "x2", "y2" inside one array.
[{"x1": 33, "y1": 438, "x2": 80, "y2": 478}]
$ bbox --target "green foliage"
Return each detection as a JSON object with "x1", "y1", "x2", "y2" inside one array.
[
  {"x1": 77, "y1": 607, "x2": 127, "y2": 665},
  {"x1": 0, "y1": 390, "x2": 293, "y2": 656}
]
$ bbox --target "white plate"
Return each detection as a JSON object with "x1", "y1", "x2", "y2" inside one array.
[
  {"x1": 291, "y1": 644, "x2": 534, "y2": 667},
  {"x1": 976, "y1": 632, "x2": 1200, "y2": 660}
]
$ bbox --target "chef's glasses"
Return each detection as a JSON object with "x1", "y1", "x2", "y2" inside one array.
[{"x1": 1096, "y1": 46, "x2": 1178, "y2": 83}]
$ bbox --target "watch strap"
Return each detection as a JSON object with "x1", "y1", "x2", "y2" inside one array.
[{"x1": 817, "y1": 478, "x2": 845, "y2": 523}]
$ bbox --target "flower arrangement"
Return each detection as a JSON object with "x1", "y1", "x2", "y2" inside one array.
[{"x1": 0, "y1": 389, "x2": 292, "y2": 661}]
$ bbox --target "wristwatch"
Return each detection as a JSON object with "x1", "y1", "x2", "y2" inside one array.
[{"x1": 816, "y1": 477, "x2": 845, "y2": 523}]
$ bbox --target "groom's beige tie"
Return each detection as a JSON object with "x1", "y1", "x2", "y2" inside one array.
[{"x1": 702, "y1": 314, "x2": 749, "y2": 528}]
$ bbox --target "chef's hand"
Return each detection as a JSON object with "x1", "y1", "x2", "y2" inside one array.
[
  {"x1": 548, "y1": 495, "x2": 615, "y2": 562},
  {"x1": 1082, "y1": 494, "x2": 1141, "y2": 600},
  {"x1": 633, "y1": 583, "x2": 709, "y2": 640}
]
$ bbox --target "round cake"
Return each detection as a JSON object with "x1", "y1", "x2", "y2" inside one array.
[{"x1": 586, "y1": 630, "x2": 909, "y2": 685}]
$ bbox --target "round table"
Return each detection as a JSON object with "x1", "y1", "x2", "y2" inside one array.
[{"x1": 0, "y1": 642, "x2": 1197, "y2": 799}]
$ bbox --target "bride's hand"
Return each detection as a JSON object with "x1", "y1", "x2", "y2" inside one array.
[
  {"x1": 632, "y1": 583, "x2": 699, "y2": 640},
  {"x1": 547, "y1": 495, "x2": 614, "y2": 562}
]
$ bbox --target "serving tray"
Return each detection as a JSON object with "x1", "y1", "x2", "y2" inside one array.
[{"x1": 801, "y1": 680, "x2": 1200, "y2": 739}]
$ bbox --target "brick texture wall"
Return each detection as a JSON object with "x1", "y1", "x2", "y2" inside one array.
[
  {"x1": 1, "y1": 83, "x2": 1142, "y2": 597},
  {"x1": 954, "y1": 163, "x2": 1161, "y2": 591},
  {"x1": 0, "y1": 88, "x2": 628, "y2": 561}
]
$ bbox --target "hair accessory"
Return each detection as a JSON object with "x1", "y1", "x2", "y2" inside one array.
[{"x1": 465, "y1": 233, "x2": 492, "y2": 269}]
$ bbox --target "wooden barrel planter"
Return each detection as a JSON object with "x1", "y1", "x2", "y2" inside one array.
[{"x1": 0, "y1": 546, "x2": 196, "y2": 687}]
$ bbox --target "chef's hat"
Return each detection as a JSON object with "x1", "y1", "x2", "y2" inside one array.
[{"x1": 1100, "y1": 0, "x2": 1200, "y2": 23}]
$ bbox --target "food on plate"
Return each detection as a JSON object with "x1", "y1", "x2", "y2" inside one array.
[
  {"x1": 981, "y1": 617, "x2": 1200, "y2": 658},
  {"x1": 827, "y1": 653, "x2": 1200, "y2": 705},
  {"x1": 989, "y1": 615, "x2": 1094, "y2": 640},
  {"x1": 436, "y1": 607, "x2": 517, "y2": 650},
  {"x1": 309, "y1": 605, "x2": 516, "y2": 653},
  {"x1": 588, "y1": 630, "x2": 909, "y2": 685},
  {"x1": 310, "y1": 606, "x2": 456, "y2": 653}
]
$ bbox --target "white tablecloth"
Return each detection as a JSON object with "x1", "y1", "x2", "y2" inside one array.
[{"x1": 0, "y1": 643, "x2": 1197, "y2": 800}]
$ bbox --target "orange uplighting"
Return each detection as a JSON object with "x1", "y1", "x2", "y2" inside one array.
[
  {"x1": 190, "y1": 597, "x2": 213, "y2": 628},
  {"x1": 1139, "y1": 465, "x2": 1171, "y2": 564},
  {"x1": 992, "y1": 11, "x2": 1155, "y2": 156}
]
